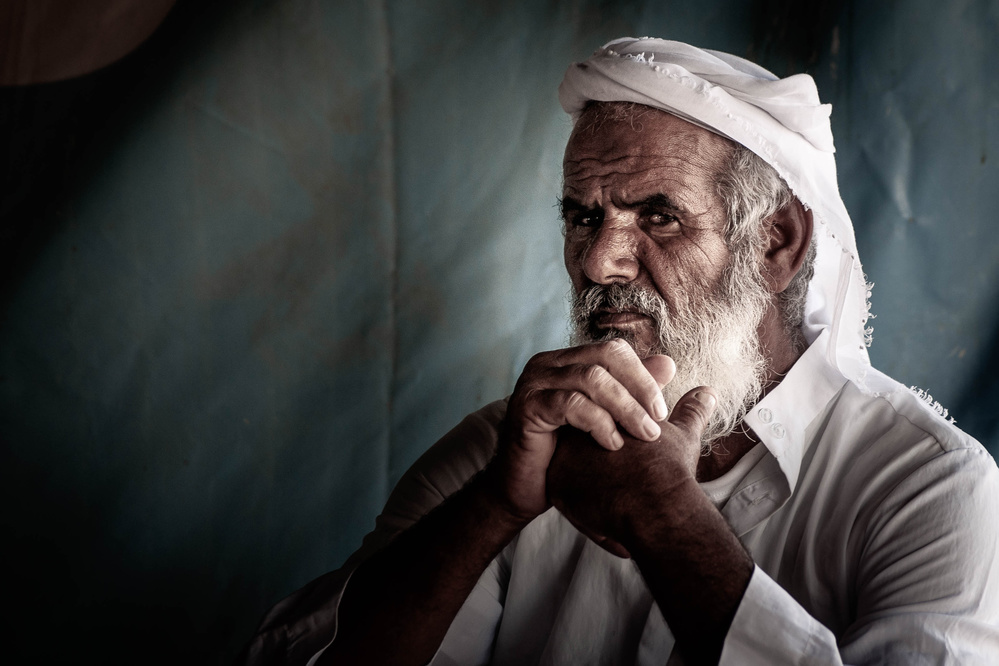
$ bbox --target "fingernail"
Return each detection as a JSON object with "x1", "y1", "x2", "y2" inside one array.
[
  {"x1": 695, "y1": 391, "x2": 717, "y2": 410},
  {"x1": 652, "y1": 394, "x2": 668, "y2": 421},
  {"x1": 642, "y1": 415, "x2": 661, "y2": 440},
  {"x1": 612, "y1": 431, "x2": 624, "y2": 449}
]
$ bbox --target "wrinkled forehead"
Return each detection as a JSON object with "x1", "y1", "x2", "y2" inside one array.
[{"x1": 562, "y1": 104, "x2": 735, "y2": 188}]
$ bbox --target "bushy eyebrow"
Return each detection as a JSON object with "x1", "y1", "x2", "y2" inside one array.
[
  {"x1": 557, "y1": 193, "x2": 684, "y2": 218},
  {"x1": 556, "y1": 196, "x2": 594, "y2": 219},
  {"x1": 622, "y1": 193, "x2": 684, "y2": 212}
]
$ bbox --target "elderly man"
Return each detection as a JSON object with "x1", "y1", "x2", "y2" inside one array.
[{"x1": 241, "y1": 39, "x2": 999, "y2": 665}]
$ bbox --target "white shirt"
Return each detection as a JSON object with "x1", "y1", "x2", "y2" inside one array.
[{"x1": 248, "y1": 330, "x2": 999, "y2": 665}]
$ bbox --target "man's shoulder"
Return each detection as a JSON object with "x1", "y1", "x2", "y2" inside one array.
[
  {"x1": 780, "y1": 365, "x2": 999, "y2": 578},
  {"x1": 407, "y1": 398, "x2": 509, "y2": 492},
  {"x1": 760, "y1": 333, "x2": 995, "y2": 499},
  {"x1": 813, "y1": 366, "x2": 998, "y2": 495},
  {"x1": 835, "y1": 367, "x2": 983, "y2": 455},
  {"x1": 379, "y1": 398, "x2": 508, "y2": 527}
]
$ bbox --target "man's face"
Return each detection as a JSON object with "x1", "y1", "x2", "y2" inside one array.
[
  {"x1": 561, "y1": 108, "x2": 735, "y2": 353},
  {"x1": 561, "y1": 106, "x2": 771, "y2": 444}
]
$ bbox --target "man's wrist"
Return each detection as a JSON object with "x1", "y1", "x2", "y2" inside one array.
[
  {"x1": 620, "y1": 476, "x2": 753, "y2": 665},
  {"x1": 618, "y1": 474, "x2": 708, "y2": 554},
  {"x1": 475, "y1": 458, "x2": 544, "y2": 529}
]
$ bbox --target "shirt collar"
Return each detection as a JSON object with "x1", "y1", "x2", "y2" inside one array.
[{"x1": 741, "y1": 328, "x2": 847, "y2": 495}]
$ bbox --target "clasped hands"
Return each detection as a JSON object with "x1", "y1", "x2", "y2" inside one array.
[{"x1": 493, "y1": 339, "x2": 718, "y2": 557}]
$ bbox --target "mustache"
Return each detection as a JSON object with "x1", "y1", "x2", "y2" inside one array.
[{"x1": 572, "y1": 282, "x2": 669, "y2": 325}]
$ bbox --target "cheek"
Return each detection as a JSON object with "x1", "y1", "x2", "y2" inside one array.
[
  {"x1": 563, "y1": 237, "x2": 588, "y2": 289},
  {"x1": 644, "y1": 235, "x2": 730, "y2": 298}
]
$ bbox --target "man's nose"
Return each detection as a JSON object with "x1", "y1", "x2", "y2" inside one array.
[{"x1": 582, "y1": 221, "x2": 640, "y2": 285}]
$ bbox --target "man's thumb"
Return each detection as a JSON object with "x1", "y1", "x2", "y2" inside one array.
[{"x1": 668, "y1": 387, "x2": 717, "y2": 436}]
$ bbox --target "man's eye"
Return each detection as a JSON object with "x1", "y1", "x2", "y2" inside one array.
[
  {"x1": 647, "y1": 212, "x2": 678, "y2": 227},
  {"x1": 567, "y1": 213, "x2": 602, "y2": 228}
]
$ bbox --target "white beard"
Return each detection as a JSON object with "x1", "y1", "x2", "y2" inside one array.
[{"x1": 570, "y1": 263, "x2": 770, "y2": 449}]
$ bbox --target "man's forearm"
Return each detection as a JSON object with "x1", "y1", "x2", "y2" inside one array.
[
  {"x1": 625, "y1": 478, "x2": 754, "y2": 666},
  {"x1": 318, "y1": 463, "x2": 530, "y2": 666}
]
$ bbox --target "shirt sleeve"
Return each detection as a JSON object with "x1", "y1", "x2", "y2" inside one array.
[
  {"x1": 236, "y1": 399, "x2": 507, "y2": 666},
  {"x1": 721, "y1": 447, "x2": 999, "y2": 666},
  {"x1": 721, "y1": 566, "x2": 842, "y2": 665},
  {"x1": 428, "y1": 554, "x2": 508, "y2": 666}
]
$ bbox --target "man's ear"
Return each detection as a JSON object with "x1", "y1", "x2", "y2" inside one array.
[{"x1": 763, "y1": 198, "x2": 813, "y2": 293}]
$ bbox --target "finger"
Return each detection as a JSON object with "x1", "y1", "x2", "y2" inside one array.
[
  {"x1": 553, "y1": 339, "x2": 669, "y2": 425},
  {"x1": 642, "y1": 354, "x2": 676, "y2": 388},
  {"x1": 641, "y1": 355, "x2": 675, "y2": 417},
  {"x1": 541, "y1": 363, "x2": 662, "y2": 442},
  {"x1": 523, "y1": 388, "x2": 625, "y2": 450},
  {"x1": 667, "y1": 386, "x2": 718, "y2": 438}
]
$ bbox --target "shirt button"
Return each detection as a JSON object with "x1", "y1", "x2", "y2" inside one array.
[
  {"x1": 758, "y1": 408, "x2": 773, "y2": 423},
  {"x1": 771, "y1": 423, "x2": 785, "y2": 438}
]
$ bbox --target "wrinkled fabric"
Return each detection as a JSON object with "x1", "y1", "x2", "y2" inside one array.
[
  {"x1": 559, "y1": 38, "x2": 874, "y2": 386},
  {"x1": 240, "y1": 401, "x2": 507, "y2": 666},
  {"x1": 301, "y1": 331, "x2": 999, "y2": 665}
]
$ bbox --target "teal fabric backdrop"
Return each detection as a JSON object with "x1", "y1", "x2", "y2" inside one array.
[{"x1": 1, "y1": 0, "x2": 996, "y2": 662}]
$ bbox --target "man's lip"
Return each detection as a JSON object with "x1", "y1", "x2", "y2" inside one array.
[{"x1": 594, "y1": 310, "x2": 651, "y2": 329}]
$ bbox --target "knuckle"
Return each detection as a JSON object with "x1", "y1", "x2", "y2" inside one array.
[
  {"x1": 516, "y1": 358, "x2": 560, "y2": 393},
  {"x1": 508, "y1": 386, "x2": 540, "y2": 416},
  {"x1": 521, "y1": 386, "x2": 544, "y2": 404},
  {"x1": 680, "y1": 402, "x2": 709, "y2": 428},
  {"x1": 524, "y1": 350, "x2": 553, "y2": 371},
  {"x1": 602, "y1": 338, "x2": 632, "y2": 355},
  {"x1": 581, "y1": 363, "x2": 607, "y2": 386},
  {"x1": 563, "y1": 390, "x2": 589, "y2": 413}
]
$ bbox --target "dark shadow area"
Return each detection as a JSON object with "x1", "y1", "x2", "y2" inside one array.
[
  {"x1": 0, "y1": 437, "x2": 267, "y2": 663},
  {"x1": 0, "y1": 1, "x2": 274, "y2": 662},
  {"x1": 748, "y1": 0, "x2": 849, "y2": 75},
  {"x1": 0, "y1": 0, "x2": 249, "y2": 320},
  {"x1": 955, "y1": 317, "x2": 999, "y2": 458}
]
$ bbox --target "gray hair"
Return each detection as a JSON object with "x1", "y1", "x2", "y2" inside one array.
[{"x1": 714, "y1": 143, "x2": 816, "y2": 345}]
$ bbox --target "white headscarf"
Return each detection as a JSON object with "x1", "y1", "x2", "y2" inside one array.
[{"x1": 559, "y1": 37, "x2": 874, "y2": 383}]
